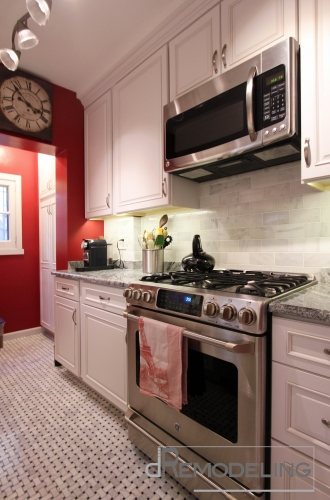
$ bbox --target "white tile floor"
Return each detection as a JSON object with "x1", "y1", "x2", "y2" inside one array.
[{"x1": 0, "y1": 334, "x2": 196, "y2": 500}]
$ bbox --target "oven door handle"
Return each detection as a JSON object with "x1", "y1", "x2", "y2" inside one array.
[{"x1": 123, "y1": 311, "x2": 255, "y2": 354}]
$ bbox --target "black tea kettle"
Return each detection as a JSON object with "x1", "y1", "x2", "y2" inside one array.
[{"x1": 181, "y1": 235, "x2": 215, "y2": 272}]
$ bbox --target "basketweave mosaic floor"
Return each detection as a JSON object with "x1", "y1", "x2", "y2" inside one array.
[{"x1": 0, "y1": 333, "x2": 196, "y2": 500}]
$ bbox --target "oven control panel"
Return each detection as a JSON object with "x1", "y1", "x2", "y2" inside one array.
[{"x1": 124, "y1": 283, "x2": 269, "y2": 335}]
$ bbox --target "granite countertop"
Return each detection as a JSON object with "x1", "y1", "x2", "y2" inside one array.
[
  {"x1": 269, "y1": 269, "x2": 330, "y2": 325},
  {"x1": 52, "y1": 268, "x2": 144, "y2": 288},
  {"x1": 52, "y1": 261, "x2": 181, "y2": 288}
]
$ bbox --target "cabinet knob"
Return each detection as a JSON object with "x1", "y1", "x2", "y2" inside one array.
[{"x1": 324, "y1": 348, "x2": 330, "y2": 355}]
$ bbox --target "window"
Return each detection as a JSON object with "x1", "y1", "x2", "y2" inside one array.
[{"x1": 0, "y1": 173, "x2": 23, "y2": 255}]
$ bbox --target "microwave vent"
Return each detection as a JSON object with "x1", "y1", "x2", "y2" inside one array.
[{"x1": 253, "y1": 143, "x2": 300, "y2": 162}]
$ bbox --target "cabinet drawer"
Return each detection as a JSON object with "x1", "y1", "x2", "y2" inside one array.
[
  {"x1": 272, "y1": 317, "x2": 330, "y2": 378},
  {"x1": 271, "y1": 438, "x2": 330, "y2": 499},
  {"x1": 54, "y1": 277, "x2": 79, "y2": 301},
  {"x1": 272, "y1": 362, "x2": 330, "y2": 467},
  {"x1": 80, "y1": 282, "x2": 126, "y2": 315}
]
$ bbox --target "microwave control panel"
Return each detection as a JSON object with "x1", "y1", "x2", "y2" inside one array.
[{"x1": 262, "y1": 65, "x2": 286, "y2": 126}]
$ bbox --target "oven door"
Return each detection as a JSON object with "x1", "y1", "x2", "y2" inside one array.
[{"x1": 125, "y1": 306, "x2": 267, "y2": 492}]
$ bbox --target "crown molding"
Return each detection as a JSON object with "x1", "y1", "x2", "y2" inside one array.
[{"x1": 79, "y1": 0, "x2": 219, "y2": 108}]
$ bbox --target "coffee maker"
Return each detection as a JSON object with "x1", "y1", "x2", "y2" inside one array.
[{"x1": 82, "y1": 239, "x2": 108, "y2": 268}]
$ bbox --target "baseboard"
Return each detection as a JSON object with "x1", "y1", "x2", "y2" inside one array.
[{"x1": 3, "y1": 326, "x2": 47, "y2": 341}]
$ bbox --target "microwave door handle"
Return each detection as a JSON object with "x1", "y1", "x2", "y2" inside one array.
[{"x1": 246, "y1": 65, "x2": 258, "y2": 142}]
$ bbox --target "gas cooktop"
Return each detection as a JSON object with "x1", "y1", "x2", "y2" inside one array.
[{"x1": 140, "y1": 269, "x2": 315, "y2": 298}]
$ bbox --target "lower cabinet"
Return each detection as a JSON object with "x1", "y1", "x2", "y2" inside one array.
[
  {"x1": 54, "y1": 294, "x2": 80, "y2": 377},
  {"x1": 80, "y1": 304, "x2": 127, "y2": 412},
  {"x1": 271, "y1": 316, "x2": 330, "y2": 498},
  {"x1": 54, "y1": 277, "x2": 127, "y2": 411}
]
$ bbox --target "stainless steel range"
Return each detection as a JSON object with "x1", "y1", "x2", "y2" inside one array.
[{"x1": 123, "y1": 270, "x2": 316, "y2": 500}]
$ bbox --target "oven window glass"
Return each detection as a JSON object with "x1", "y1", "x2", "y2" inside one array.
[{"x1": 135, "y1": 333, "x2": 238, "y2": 443}]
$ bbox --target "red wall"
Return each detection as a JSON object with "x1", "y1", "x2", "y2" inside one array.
[
  {"x1": 0, "y1": 147, "x2": 40, "y2": 333},
  {"x1": 0, "y1": 82, "x2": 103, "y2": 333}
]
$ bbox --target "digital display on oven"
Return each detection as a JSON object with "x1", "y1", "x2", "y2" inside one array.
[{"x1": 156, "y1": 289, "x2": 203, "y2": 316}]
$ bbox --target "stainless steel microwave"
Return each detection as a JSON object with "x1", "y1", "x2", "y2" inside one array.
[{"x1": 164, "y1": 37, "x2": 300, "y2": 182}]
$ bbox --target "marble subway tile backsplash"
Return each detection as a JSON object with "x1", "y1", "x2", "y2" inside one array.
[{"x1": 104, "y1": 161, "x2": 330, "y2": 277}]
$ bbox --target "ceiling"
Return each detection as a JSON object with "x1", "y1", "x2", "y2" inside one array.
[{"x1": 0, "y1": 0, "x2": 188, "y2": 99}]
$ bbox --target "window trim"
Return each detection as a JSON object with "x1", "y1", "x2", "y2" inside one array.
[{"x1": 0, "y1": 173, "x2": 24, "y2": 256}]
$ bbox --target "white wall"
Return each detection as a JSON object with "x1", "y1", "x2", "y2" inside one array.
[{"x1": 104, "y1": 161, "x2": 330, "y2": 276}]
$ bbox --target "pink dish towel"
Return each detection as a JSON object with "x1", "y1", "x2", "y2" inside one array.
[{"x1": 138, "y1": 316, "x2": 188, "y2": 411}]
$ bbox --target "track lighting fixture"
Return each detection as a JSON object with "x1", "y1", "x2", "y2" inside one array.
[{"x1": 0, "y1": 0, "x2": 52, "y2": 71}]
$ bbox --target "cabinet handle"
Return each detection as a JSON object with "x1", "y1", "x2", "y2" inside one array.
[
  {"x1": 72, "y1": 309, "x2": 77, "y2": 325},
  {"x1": 106, "y1": 193, "x2": 110, "y2": 208},
  {"x1": 47, "y1": 180, "x2": 50, "y2": 190},
  {"x1": 212, "y1": 50, "x2": 218, "y2": 74},
  {"x1": 61, "y1": 286, "x2": 69, "y2": 290},
  {"x1": 324, "y1": 349, "x2": 330, "y2": 355},
  {"x1": 322, "y1": 419, "x2": 330, "y2": 428},
  {"x1": 221, "y1": 44, "x2": 227, "y2": 68},
  {"x1": 162, "y1": 178, "x2": 167, "y2": 197},
  {"x1": 99, "y1": 295, "x2": 110, "y2": 301},
  {"x1": 304, "y1": 138, "x2": 311, "y2": 167}
]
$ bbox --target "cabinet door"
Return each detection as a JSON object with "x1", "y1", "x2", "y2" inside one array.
[
  {"x1": 38, "y1": 153, "x2": 55, "y2": 199},
  {"x1": 80, "y1": 303, "x2": 127, "y2": 411},
  {"x1": 272, "y1": 361, "x2": 330, "y2": 468},
  {"x1": 39, "y1": 196, "x2": 56, "y2": 333},
  {"x1": 220, "y1": 0, "x2": 297, "y2": 72},
  {"x1": 84, "y1": 91, "x2": 112, "y2": 218},
  {"x1": 113, "y1": 46, "x2": 169, "y2": 213},
  {"x1": 54, "y1": 296, "x2": 80, "y2": 376},
  {"x1": 300, "y1": 0, "x2": 330, "y2": 184},
  {"x1": 169, "y1": 5, "x2": 220, "y2": 101}
]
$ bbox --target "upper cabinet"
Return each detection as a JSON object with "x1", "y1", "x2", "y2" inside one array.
[
  {"x1": 38, "y1": 153, "x2": 55, "y2": 199},
  {"x1": 113, "y1": 46, "x2": 199, "y2": 214},
  {"x1": 220, "y1": 0, "x2": 298, "y2": 72},
  {"x1": 84, "y1": 90, "x2": 112, "y2": 218},
  {"x1": 169, "y1": 5, "x2": 221, "y2": 101},
  {"x1": 300, "y1": 0, "x2": 330, "y2": 186}
]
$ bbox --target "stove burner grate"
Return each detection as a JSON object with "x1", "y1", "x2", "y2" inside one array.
[{"x1": 140, "y1": 270, "x2": 311, "y2": 297}]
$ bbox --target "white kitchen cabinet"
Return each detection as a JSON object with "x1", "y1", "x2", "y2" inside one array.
[
  {"x1": 54, "y1": 278, "x2": 80, "y2": 376},
  {"x1": 38, "y1": 153, "x2": 56, "y2": 199},
  {"x1": 84, "y1": 90, "x2": 112, "y2": 218},
  {"x1": 271, "y1": 316, "x2": 330, "y2": 496},
  {"x1": 271, "y1": 439, "x2": 330, "y2": 499},
  {"x1": 113, "y1": 46, "x2": 199, "y2": 214},
  {"x1": 300, "y1": 0, "x2": 330, "y2": 186},
  {"x1": 220, "y1": 0, "x2": 298, "y2": 72},
  {"x1": 39, "y1": 196, "x2": 56, "y2": 333},
  {"x1": 169, "y1": 5, "x2": 220, "y2": 101},
  {"x1": 80, "y1": 282, "x2": 127, "y2": 411}
]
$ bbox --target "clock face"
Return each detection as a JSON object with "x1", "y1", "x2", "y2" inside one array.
[{"x1": 0, "y1": 76, "x2": 52, "y2": 133}]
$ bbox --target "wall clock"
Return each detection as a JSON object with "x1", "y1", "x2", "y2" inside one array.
[{"x1": 0, "y1": 66, "x2": 52, "y2": 142}]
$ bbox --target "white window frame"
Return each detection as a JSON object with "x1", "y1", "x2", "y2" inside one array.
[{"x1": 0, "y1": 173, "x2": 24, "y2": 255}]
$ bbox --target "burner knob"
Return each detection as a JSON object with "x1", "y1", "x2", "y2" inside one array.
[
  {"x1": 123, "y1": 287, "x2": 133, "y2": 299},
  {"x1": 203, "y1": 301, "x2": 219, "y2": 318},
  {"x1": 132, "y1": 289, "x2": 143, "y2": 301},
  {"x1": 142, "y1": 291, "x2": 154, "y2": 303},
  {"x1": 238, "y1": 307, "x2": 256, "y2": 326},
  {"x1": 219, "y1": 304, "x2": 236, "y2": 322}
]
